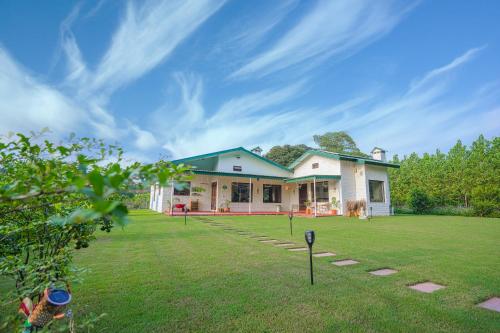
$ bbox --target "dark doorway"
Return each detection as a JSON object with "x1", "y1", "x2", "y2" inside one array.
[
  {"x1": 211, "y1": 182, "x2": 217, "y2": 211},
  {"x1": 299, "y1": 184, "x2": 308, "y2": 211}
]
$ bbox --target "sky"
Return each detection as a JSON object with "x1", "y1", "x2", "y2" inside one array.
[{"x1": 0, "y1": 0, "x2": 499, "y2": 162}]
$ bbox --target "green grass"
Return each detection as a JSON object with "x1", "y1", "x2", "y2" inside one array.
[{"x1": 2, "y1": 211, "x2": 500, "y2": 332}]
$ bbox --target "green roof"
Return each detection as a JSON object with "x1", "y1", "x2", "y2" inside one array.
[
  {"x1": 288, "y1": 149, "x2": 399, "y2": 169},
  {"x1": 193, "y1": 170, "x2": 286, "y2": 180},
  {"x1": 284, "y1": 175, "x2": 341, "y2": 183},
  {"x1": 172, "y1": 147, "x2": 292, "y2": 172}
]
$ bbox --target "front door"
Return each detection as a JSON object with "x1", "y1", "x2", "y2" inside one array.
[
  {"x1": 211, "y1": 182, "x2": 217, "y2": 211},
  {"x1": 299, "y1": 184, "x2": 308, "y2": 211}
]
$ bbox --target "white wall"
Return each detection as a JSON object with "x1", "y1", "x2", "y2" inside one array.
[
  {"x1": 365, "y1": 165, "x2": 391, "y2": 216},
  {"x1": 216, "y1": 176, "x2": 295, "y2": 212},
  {"x1": 293, "y1": 155, "x2": 341, "y2": 177},
  {"x1": 217, "y1": 152, "x2": 292, "y2": 177}
]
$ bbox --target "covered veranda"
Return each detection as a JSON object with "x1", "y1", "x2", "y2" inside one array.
[{"x1": 167, "y1": 172, "x2": 342, "y2": 217}]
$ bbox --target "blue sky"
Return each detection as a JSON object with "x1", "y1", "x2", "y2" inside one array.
[{"x1": 1, "y1": 0, "x2": 499, "y2": 161}]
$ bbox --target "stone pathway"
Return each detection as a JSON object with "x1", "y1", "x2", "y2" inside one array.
[
  {"x1": 287, "y1": 247, "x2": 308, "y2": 252},
  {"x1": 369, "y1": 268, "x2": 398, "y2": 276},
  {"x1": 332, "y1": 259, "x2": 359, "y2": 266},
  {"x1": 274, "y1": 242, "x2": 295, "y2": 247},
  {"x1": 195, "y1": 218, "x2": 499, "y2": 312},
  {"x1": 408, "y1": 282, "x2": 445, "y2": 293},
  {"x1": 313, "y1": 252, "x2": 336, "y2": 257},
  {"x1": 477, "y1": 297, "x2": 500, "y2": 312}
]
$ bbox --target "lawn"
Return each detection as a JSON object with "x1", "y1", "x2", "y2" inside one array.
[{"x1": 2, "y1": 211, "x2": 500, "y2": 332}]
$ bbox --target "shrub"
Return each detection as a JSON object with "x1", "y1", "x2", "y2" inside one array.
[
  {"x1": 408, "y1": 189, "x2": 433, "y2": 214},
  {"x1": 471, "y1": 186, "x2": 500, "y2": 217}
]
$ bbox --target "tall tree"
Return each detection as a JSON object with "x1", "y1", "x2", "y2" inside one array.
[
  {"x1": 313, "y1": 131, "x2": 368, "y2": 157},
  {"x1": 388, "y1": 134, "x2": 499, "y2": 217},
  {"x1": 265, "y1": 144, "x2": 311, "y2": 167}
]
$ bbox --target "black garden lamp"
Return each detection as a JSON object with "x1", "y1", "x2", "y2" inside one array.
[
  {"x1": 288, "y1": 211, "x2": 294, "y2": 236},
  {"x1": 305, "y1": 230, "x2": 315, "y2": 285},
  {"x1": 184, "y1": 207, "x2": 188, "y2": 225}
]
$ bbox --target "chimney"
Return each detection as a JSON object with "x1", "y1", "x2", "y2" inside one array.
[
  {"x1": 251, "y1": 146, "x2": 263, "y2": 156},
  {"x1": 371, "y1": 147, "x2": 386, "y2": 161}
]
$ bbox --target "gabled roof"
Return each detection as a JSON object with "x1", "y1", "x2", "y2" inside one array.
[
  {"x1": 171, "y1": 147, "x2": 292, "y2": 172},
  {"x1": 371, "y1": 147, "x2": 386, "y2": 153},
  {"x1": 288, "y1": 149, "x2": 399, "y2": 169}
]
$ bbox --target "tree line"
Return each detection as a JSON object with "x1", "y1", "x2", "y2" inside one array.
[
  {"x1": 388, "y1": 135, "x2": 499, "y2": 217},
  {"x1": 263, "y1": 132, "x2": 499, "y2": 218}
]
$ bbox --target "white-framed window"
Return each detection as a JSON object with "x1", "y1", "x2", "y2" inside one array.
[
  {"x1": 231, "y1": 182, "x2": 252, "y2": 202},
  {"x1": 369, "y1": 180, "x2": 385, "y2": 202},
  {"x1": 173, "y1": 181, "x2": 191, "y2": 196},
  {"x1": 263, "y1": 184, "x2": 282, "y2": 203},
  {"x1": 311, "y1": 181, "x2": 329, "y2": 202}
]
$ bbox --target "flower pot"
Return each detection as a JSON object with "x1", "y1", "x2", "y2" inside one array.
[
  {"x1": 28, "y1": 289, "x2": 71, "y2": 328},
  {"x1": 305, "y1": 207, "x2": 312, "y2": 214},
  {"x1": 223, "y1": 208, "x2": 230, "y2": 213},
  {"x1": 330, "y1": 209, "x2": 338, "y2": 215}
]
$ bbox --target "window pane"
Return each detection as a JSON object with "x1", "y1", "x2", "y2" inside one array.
[
  {"x1": 231, "y1": 182, "x2": 252, "y2": 202},
  {"x1": 263, "y1": 184, "x2": 281, "y2": 203},
  {"x1": 369, "y1": 180, "x2": 384, "y2": 202},
  {"x1": 311, "y1": 181, "x2": 329, "y2": 202},
  {"x1": 173, "y1": 181, "x2": 190, "y2": 196}
]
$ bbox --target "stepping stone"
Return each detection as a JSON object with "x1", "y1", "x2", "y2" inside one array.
[
  {"x1": 332, "y1": 259, "x2": 359, "y2": 266},
  {"x1": 408, "y1": 282, "x2": 445, "y2": 293},
  {"x1": 251, "y1": 235, "x2": 267, "y2": 238},
  {"x1": 274, "y1": 242, "x2": 295, "y2": 247},
  {"x1": 259, "y1": 239, "x2": 278, "y2": 243},
  {"x1": 313, "y1": 252, "x2": 336, "y2": 258},
  {"x1": 477, "y1": 297, "x2": 500, "y2": 312},
  {"x1": 369, "y1": 268, "x2": 398, "y2": 276},
  {"x1": 287, "y1": 247, "x2": 308, "y2": 252}
]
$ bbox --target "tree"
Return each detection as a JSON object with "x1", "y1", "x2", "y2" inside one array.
[
  {"x1": 408, "y1": 189, "x2": 433, "y2": 214},
  {"x1": 313, "y1": 131, "x2": 368, "y2": 157},
  {"x1": 265, "y1": 144, "x2": 311, "y2": 167},
  {"x1": 0, "y1": 133, "x2": 190, "y2": 331},
  {"x1": 388, "y1": 134, "x2": 499, "y2": 217}
]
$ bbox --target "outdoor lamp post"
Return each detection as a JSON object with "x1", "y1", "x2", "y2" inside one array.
[
  {"x1": 288, "y1": 211, "x2": 294, "y2": 236},
  {"x1": 305, "y1": 230, "x2": 315, "y2": 285}
]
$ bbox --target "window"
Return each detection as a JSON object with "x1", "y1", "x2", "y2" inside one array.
[
  {"x1": 312, "y1": 162, "x2": 319, "y2": 169},
  {"x1": 311, "y1": 181, "x2": 329, "y2": 202},
  {"x1": 173, "y1": 181, "x2": 191, "y2": 196},
  {"x1": 263, "y1": 184, "x2": 282, "y2": 203},
  {"x1": 232, "y1": 182, "x2": 252, "y2": 202},
  {"x1": 233, "y1": 165, "x2": 242, "y2": 172},
  {"x1": 369, "y1": 180, "x2": 385, "y2": 202}
]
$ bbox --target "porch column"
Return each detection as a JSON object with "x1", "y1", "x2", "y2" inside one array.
[
  {"x1": 248, "y1": 177, "x2": 252, "y2": 214},
  {"x1": 215, "y1": 178, "x2": 219, "y2": 213},
  {"x1": 170, "y1": 180, "x2": 174, "y2": 216},
  {"x1": 313, "y1": 176, "x2": 317, "y2": 217},
  {"x1": 338, "y1": 179, "x2": 343, "y2": 215}
]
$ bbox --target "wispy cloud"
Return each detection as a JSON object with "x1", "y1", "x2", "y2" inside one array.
[
  {"x1": 215, "y1": 0, "x2": 297, "y2": 54},
  {"x1": 344, "y1": 47, "x2": 499, "y2": 154},
  {"x1": 86, "y1": 0, "x2": 226, "y2": 96},
  {"x1": 208, "y1": 79, "x2": 307, "y2": 124},
  {"x1": 0, "y1": 48, "x2": 85, "y2": 135},
  {"x1": 157, "y1": 74, "x2": 369, "y2": 158},
  {"x1": 230, "y1": 0, "x2": 416, "y2": 79}
]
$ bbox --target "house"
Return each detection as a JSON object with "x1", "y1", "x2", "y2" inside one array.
[{"x1": 149, "y1": 146, "x2": 399, "y2": 216}]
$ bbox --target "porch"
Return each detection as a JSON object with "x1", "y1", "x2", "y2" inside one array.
[{"x1": 161, "y1": 172, "x2": 342, "y2": 217}]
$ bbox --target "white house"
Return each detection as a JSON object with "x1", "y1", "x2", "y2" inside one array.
[{"x1": 150, "y1": 146, "x2": 399, "y2": 216}]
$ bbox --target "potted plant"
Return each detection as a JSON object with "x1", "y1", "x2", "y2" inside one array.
[
  {"x1": 304, "y1": 200, "x2": 312, "y2": 214},
  {"x1": 330, "y1": 197, "x2": 339, "y2": 215},
  {"x1": 223, "y1": 199, "x2": 231, "y2": 213}
]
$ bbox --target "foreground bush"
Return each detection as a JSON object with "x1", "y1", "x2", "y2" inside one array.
[{"x1": 0, "y1": 132, "x2": 190, "y2": 331}]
